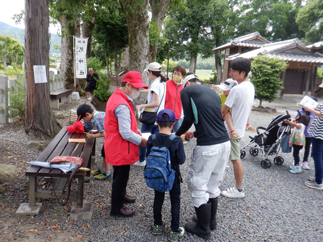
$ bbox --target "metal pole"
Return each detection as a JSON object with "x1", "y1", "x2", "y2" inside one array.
[
  {"x1": 73, "y1": 36, "x2": 76, "y2": 92},
  {"x1": 167, "y1": 23, "x2": 172, "y2": 80}
]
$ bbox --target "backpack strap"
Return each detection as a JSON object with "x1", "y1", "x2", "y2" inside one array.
[
  {"x1": 163, "y1": 134, "x2": 176, "y2": 149},
  {"x1": 152, "y1": 134, "x2": 160, "y2": 146}
]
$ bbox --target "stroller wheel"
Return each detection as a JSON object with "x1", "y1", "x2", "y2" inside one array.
[
  {"x1": 240, "y1": 150, "x2": 246, "y2": 159},
  {"x1": 261, "y1": 159, "x2": 272, "y2": 169},
  {"x1": 249, "y1": 148, "x2": 259, "y2": 156},
  {"x1": 274, "y1": 156, "x2": 284, "y2": 165}
]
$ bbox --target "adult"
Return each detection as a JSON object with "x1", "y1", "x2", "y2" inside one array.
[
  {"x1": 303, "y1": 102, "x2": 323, "y2": 190},
  {"x1": 134, "y1": 62, "x2": 167, "y2": 166},
  {"x1": 85, "y1": 68, "x2": 99, "y2": 101},
  {"x1": 221, "y1": 57, "x2": 255, "y2": 198},
  {"x1": 104, "y1": 71, "x2": 148, "y2": 217},
  {"x1": 165, "y1": 66, "x2": 186, "y2": 132},
  {"x1": 175, "y1": 74, "x2": 231, "y2": 239}
]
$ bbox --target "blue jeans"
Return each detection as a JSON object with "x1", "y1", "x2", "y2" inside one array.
[
  {"x1": 139, "y1": 123, "x2": 159, "y2": 162},
  {"x1": 173, "y1": 118, "x2": 183, "y2": 133},
  {"x1": 311, "y1": 138, "x2": 323, "y2": 185}
]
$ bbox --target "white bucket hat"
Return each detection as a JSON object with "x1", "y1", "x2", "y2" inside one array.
[
  {"x1": 216, "y1": 78, "x2": 238, "y2": 91},
  {"x1": 144, "y1": 62, "x2": 161, "y2": 72}
]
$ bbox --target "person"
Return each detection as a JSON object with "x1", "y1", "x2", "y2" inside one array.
[
  {"x1": 146, "y1": 109, "x2": 186, "y2": 242},
  {"x1": 104, "y1": 71, "x2": 148, "y2": 217},
  {"x1": 221, "y1": 57, "x2": 255, "y2": 199},
  {"x1": 85, "y1": 68, "x2": 99, "y2": 101},
  {"x1": 75, "y1": 104, "x2": 112, "y2": 180},
  {"x1": 134, "y1": 62, "x2": 167, "y2": 166},
  {"x1": 303, "y1": 102, "x2": 323, "y2": 190},
  {"x1": 175, "y1": 75, "x2": 231, "y2": 239},
  {"x1": 216, "y1": 78, "x2": 240, "y2": 140},
  {"x1": 294, "y1": 97, "x2": 317, "y2": 170},
  {"x1": 284, "y1": 114, "x2": 310, "y2": 173},
  {"x1": 164, "y1": 66, "x2": 186, "y2": 132}
]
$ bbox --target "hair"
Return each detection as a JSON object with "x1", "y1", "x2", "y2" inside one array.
[
  {"x1": 77, "y1": 104, "x2": 93, "y2": 120},
  {"x1": 230, "y1": 57, "x2": 251, "y2": 77},
  {"x1": 150, "y1": 70, "x2": 167, "y2": 83},
  {"x1": 121, "y1": 82, "x2": 127, "y2": 87},
  {"x1": 296, "y1": 114, "x2": 310, "y2": 126},
  {"x1": 157, "y1": 113, "x2": 174, "y2": 128},
  {"x1": 172, "y1": 65, "x2": 186, "y2": 77}
]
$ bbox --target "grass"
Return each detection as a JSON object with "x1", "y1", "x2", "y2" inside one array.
[{"x1": 165, "y1": 69, "x2": 213, "y2": 82}]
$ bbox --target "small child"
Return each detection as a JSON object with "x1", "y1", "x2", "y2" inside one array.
[
  {"x1": 284, "y1": 113, "x2": 310, "y2": 173},
  {"x1": 146, "y1": 109, "x2": 186, "y2": 242},
  {"x1": 76, "y1": 104, "x2": 111, "y2": 180}
]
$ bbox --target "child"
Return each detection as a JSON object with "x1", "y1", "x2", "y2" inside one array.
[
  {"x1": 76, "y1": 104, "x2": 111, "y2": 180},
  {"x1": 284, "y1": 113, "x2": 310, "y2": 173},
  {"x1": 146, "y1": 109, "x2": 186, "y2": 242}
]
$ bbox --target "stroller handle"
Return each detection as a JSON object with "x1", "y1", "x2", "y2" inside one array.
[{"x1": 286, "y1": 110, "x2": 291, "y2": 119}]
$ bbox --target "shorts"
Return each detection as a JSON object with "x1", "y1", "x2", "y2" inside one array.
[
  {"x1": 85, "y1": 83, "x2": 97, "y2": 92},
  {"x1": 229, "y1": 138, "x2": 241, "y2": 160},
  {"x1": 101, "y1": 145, "x2": 105, "y2": 158}
]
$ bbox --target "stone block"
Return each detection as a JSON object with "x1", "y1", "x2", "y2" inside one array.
[
  {"x1": 50, "y1": 99, "x2": 59, "y2": 109},
  {"x1": 15, "y1": 203, "x2": 42, "y2": 216},
  {"x1": 70, "y1": 203, "x2": 92, "y2": 220}
]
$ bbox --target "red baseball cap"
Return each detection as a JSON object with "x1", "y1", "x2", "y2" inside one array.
[{"x1": 121, "y1": 71, "x2": 148, "y2": 89}]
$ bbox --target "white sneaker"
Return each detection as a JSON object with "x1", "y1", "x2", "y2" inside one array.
[
  {"x1": 133, "y1": 160, "x2": 146, "y2": 166},
  {"x1": 87, "y1": 96, "x2": 92, "y2": 101},
  {"x1": 302, "y1": 161, "x2": 310, "y2": 170},
  {"x1": 221, "y1": 187, "x2": 245, "y2": 198}
]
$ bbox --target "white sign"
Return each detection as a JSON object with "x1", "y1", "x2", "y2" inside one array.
[
  {"x1": 297, "y1": 95, "x2": 318, "y2": 109},
  {"x1": 75, "y1": 37, "x2": 88, "y2": 78},
  {"x1": 33, "y1": 65, "x2": 47, "y2": 83}
]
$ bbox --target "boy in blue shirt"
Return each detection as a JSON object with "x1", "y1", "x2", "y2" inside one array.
[
  {"x1": 77, "y1": 104, "x2": 111, "y2": 180},
  {"x1": 146, "y1": 109, "x2": 186, "y2": 242}
]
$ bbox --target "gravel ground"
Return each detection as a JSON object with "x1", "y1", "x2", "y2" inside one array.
[{"x1": 0, "y1": 97, "x2": 323, "y2": 242}]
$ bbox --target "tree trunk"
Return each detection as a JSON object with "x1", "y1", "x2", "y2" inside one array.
[
  {"x1": 122, "y1": 46, "x2": 129, "y2": 72},
  {"x1": 82, "y1": 17, "x2": 95, "y2": 59},
  {"x1": 189, "y1": 54, "x2": 197, "y2": 74},
  {"x1": 105, "y1": 53, "x2": 110, "y2": 78},
  {"x1": 114, "y1": 49, "x2": 119, "y2": 86},
  {"x1": 259, "y1": 99, "x2": 263, "y2": 107},
  {"x1": 215, "y1": 35, "x2": 223, "y2": 84},
  {"x1": 24, "y1": 0, "x2": 61, "y2": 137},
  {"x1": 2, "y1": 55, "x2": 7, "y2": 72},
  {"x1": 119, "y1": 52, "x2": 122, "y2": 72},
  {"x1": 74, "y1": 18, "x2": 80, "y2": 37},
  {"x1": 149, "y1": 0, "x2": 171, "y2": 62}
]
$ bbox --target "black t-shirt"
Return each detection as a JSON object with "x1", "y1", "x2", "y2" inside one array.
[
  {"x1": 146, "y1": 133, "x2": 185, "y2": 177},
  {"x1": 175, "y1": 84, "x2": 229, "y2": 146},
  {"x1": 86, "y1": 73, "x2": 99, "y2": 86}
]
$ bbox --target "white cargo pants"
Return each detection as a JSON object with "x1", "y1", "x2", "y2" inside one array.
[{"x1": 187, "y1": 141, "x2": 231, "y2": 207}]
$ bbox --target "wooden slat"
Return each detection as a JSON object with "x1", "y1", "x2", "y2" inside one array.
[
  {"x1": 45, "y1": 132, "x2": 73, "y2": 162},
  {"x1": 26, "y1": 165, "x2": 41, "y2": 176}
]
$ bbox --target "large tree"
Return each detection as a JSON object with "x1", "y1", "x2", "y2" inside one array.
[
  {"x1": 0, "y1": 36, "x2": 23, "y2": 71},
  {"x1": 24, "y1": 0, "x2": 60, "y2": 137}
]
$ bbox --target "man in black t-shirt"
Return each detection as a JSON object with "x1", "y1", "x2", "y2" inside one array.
[
  {"x1": 85, "y1": 68, "x2": 99, "y2": 101},
  {"x1": 175, "y1": 74, "x2": 231, "y2": 239}
]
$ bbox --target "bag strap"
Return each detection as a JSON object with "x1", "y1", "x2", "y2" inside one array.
[
  {"x1": 163, "y1": 134, "x2": 176, "y2": 149},
  {"x1": 152, "y1": 133, "x2": 160, "y2": 146},
  {"x1": 155, "y1": 82, "x2": 166, "y2": 114}
]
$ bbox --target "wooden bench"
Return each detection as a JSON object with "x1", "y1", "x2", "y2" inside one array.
[
  {"x1": 50, "y1": 89, "x2": 73, "y2": 109},
  {"x1": 16, "y1": 127, "x2": 96, "y2": 219}
]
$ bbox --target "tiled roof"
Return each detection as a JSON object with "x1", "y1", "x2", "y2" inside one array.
[
  {"x1": 212, "y1": 32, "x2": 270, "y2": 51},
  {"x1": 226, "y1": 39, "x2": 323, "y2": 64},
  {"x1": 307, "y1": 41, "x2": 323, "y2": 50}
]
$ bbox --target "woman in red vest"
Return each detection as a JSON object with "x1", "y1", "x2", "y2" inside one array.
[
  {"x1": 104, "y1": 71, "x2": 148, "y2": 217},
  {"x1": 165, "y1": 66, "x2": 186, "y2": 132}
]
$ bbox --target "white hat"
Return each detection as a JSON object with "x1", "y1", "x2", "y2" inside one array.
[
  {"x1": 216, "y1": 78, "x2": 238, "y2": 91},
  {"x1": 319, "y1": 79, "x2": 323, "y2": 88},
  {"x1": 144, "y1": 62, "x2": 161, "y2": 72},
  {"x1": 182, "y1": 73, "x2": 200, "y2": 86}
]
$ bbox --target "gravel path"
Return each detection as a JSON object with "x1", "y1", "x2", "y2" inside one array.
[{"x1": 0, "y1": 97, "x2": 322, "y2": 241}]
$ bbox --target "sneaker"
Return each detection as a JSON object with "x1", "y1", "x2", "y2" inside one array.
[
  {"x1": 246, "y1": 125, "x2": 256, "y2": 132},
  {"x1": 289, "y1": 165, "x2": 296, "y2": 170},
  {"x1": 221, "y1": 187, "x2": 245, "y2": 198},
  {"x1": 290, "y1": 165, "x2": 302, "y2": 174},
  {"x1": 133, "y1": 160, "x2": 146, "y2": 166},
  {"x1": 94, "y1": 173, "x2": 109, "y2": 180},
  {"x1": 305, "y1": 180, "x2": 323, "y2": 190},
  {"x1": 168, "y1": 227, "x2": 185, "y2": 242},
  {"x1": 302, "y1": 162, "x2": 310, "y2": 170},
  {"x1": 87, "y1": 96, "x2": 92, "y2": 101},
  {"x1": 230, "y1": 131, "x2": 241, "y2": 140},
  {"x1": 91, "y1": 169, "x2": 102, "y2": 176},
  {"x1": 308, "y1": 177, "x2": 323, "y2": 182},
  {"x1": 152, "y1": 224, "x2": 163, "y2": 236}
]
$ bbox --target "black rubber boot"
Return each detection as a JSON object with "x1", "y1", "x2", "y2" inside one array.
[
  {"x1": 185, "y1": 203, "x2": 211, "y2": 239},
  {"x1": 209, "y1": 197, "x2": 218, "y2": 230}
]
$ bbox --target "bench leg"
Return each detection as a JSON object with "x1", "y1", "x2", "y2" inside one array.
[
  {"x1": 29, "y1": 176, "x2": 37, "y2": 206},
  {"x1": 77, "y1": 177, "x2": 84, "y2": 208}
]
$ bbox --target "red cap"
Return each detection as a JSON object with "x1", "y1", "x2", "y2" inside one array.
[
  {"x1": 66, "y1": 121, "x2": 85, "y2": 134},
  {"x1": 121, "y1": 71, "x2": 148, "y2": 89}
]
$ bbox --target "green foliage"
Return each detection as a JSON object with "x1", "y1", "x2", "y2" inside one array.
[
  {"x1": 161, "y1": 59, "x2": 178, "y2": 72},
  {"x1": 93, "y1": 78, "x2": 113, "y2": 101},
  {"x1": 87, "y1": 56, "x2": 105, "y2": 73},
  {"x1": 149, "y1": 20, "x2": 160, "y2": 46},
  {"x1": 7, "y1": 74, "x2": 26, "y2": 121},
  {"x1": 250, "y1": 55, "x2": 288, "y2": 106},
  {"x1": 0, "y1": 35, "x2": 24, "y2": 68},
  {"x1": 204, "y1": 68, "x2": 217, "y2": 83}
]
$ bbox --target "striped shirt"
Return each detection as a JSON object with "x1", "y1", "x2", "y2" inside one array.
[{"x1": 308, "y1": 101, "x2": 323, "y2": 140}]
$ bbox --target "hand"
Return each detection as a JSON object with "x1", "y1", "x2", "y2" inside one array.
[
  {"x1": 140, "y1": 137, "x2": 147, "y2": 147},
  {"x1": 136, "y1": 104, "x2": 145, "y2": 111},
  {"x1": 283, "y1": 119, "x2": 289, "y2": 124},
  {"x1": 185, "y1": 131, "x2": 194, "y2": 139},
  {"x1": 86, "y1": 133, "x2": 94, "y2": 139},
  {"x1": 137, "y1": 129, "x2": 142, "y2": 136}
]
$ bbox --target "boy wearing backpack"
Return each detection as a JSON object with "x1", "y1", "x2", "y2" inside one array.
[{"x1": 146, "y1": 109, "x2": 186, "y2": 242}]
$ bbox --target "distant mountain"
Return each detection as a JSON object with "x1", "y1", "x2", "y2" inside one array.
[{"x1": 0, "y1": 21, "x2": 61, "y2": 55}]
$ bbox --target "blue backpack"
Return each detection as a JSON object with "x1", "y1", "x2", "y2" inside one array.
[{"x1": 144, "y1": 134, "x2": 176, "y2": 192}]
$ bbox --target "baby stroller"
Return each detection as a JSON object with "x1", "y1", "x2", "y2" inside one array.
[{"x1": 240, "y1": 111, "x2": 291, "y2": 169}]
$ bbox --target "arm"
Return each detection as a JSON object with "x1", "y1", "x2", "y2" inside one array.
[
  {"x1": 175, "y1": 138, "x2": 186, "y2": 165},
  {"x1": 137, "y1": 92, "x2": 160, "y2": 110},
  {"x1": 221, "y1": 105, "x2": 230, "y2": 119},
  {"x1": 140, "y1": 89, "x2": 149, "y2": 94},
  {"x1": 175, "y1": 89, "x2": 194, "y2": 136},
  {"x1": 303, "y1": 106, "x2": 323, "y2": 119},
  {"x1": 146, "y1": 137, "x2": 153, "y2": 158},
  {"x1": 86, "y1": 131, "x2": 105, "y2": 139},
  {"x1": 284, "y1": 119, "x2": 302, "y2": 129}
]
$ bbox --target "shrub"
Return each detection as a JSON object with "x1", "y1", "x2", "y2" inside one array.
[
  {"x1": 93, "y1": 73, "x2": 113, "y2": 101},
  {"x1": 7, "y1": 75, "x2": 26, "y2": 121}
]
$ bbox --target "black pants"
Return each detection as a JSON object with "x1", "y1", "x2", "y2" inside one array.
[
  {"x1": 293, "y1": 144, "x2": 303, "y2": 166},
  {"x1": 154, "y1": 176, "x2": 181, "y2": 232},
  {"x1": 111, "y1": 165, "x2": 130, "y2": 212},
  {"x1": 303, "y1": 137, "x2": 312, "y2": 162}
]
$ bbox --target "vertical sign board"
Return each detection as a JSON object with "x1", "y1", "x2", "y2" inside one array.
[
  {"x1": 75, "y1": 37, "x2": 88, "y2": 78},
  {"x1": 33, "y1": 65, "x2": 48, "y2": 83}
]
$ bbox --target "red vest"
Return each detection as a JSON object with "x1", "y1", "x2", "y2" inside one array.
[
  {"x1": 165, "y1": 80, "x2": 183, "y2": 119},
  {"x1": 104, "y1": 88, "x2": 139, "y2": 166}
]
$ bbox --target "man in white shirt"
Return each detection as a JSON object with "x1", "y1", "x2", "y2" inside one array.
[{"x1": 221, "y1": 57, "x2": 255, "y2": 198}]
